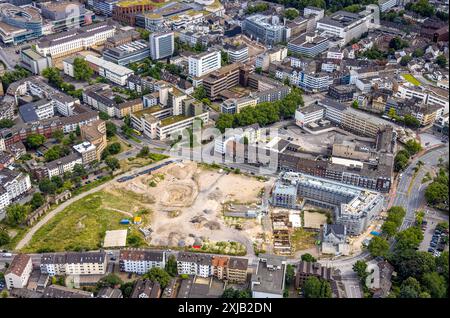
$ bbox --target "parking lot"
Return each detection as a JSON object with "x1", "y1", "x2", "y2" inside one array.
[{"x1": 419, "y1": 219, "x2": 448, "y2": 256}]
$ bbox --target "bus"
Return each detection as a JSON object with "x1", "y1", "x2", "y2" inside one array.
[{"x1": 132, "y1": 129, "x2": 142, "y2": 136}]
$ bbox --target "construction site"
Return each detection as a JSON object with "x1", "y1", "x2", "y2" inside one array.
[{"x1": 107, "y1": 160, "x2": 267, "y2": 254}]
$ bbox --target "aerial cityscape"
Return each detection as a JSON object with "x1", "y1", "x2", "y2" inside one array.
[{"x1": 0, "y1": 0, "x2": 448, "y2": 302}]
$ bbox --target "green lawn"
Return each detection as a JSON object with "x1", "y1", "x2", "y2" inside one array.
[
  {"x1": 402, "y1": 74, "x2": 421, "y2": 86},
  {"x1": 21, "y1": 190, "x2": 149, "y2": 253}
]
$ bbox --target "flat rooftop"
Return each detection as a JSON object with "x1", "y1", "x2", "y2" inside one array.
[
  {"x1": 85, "y1": 55, "x2": 134, "y2": 76},
  {"x1": 318, "y1": 10, "x2": 364, "y2": 28}
]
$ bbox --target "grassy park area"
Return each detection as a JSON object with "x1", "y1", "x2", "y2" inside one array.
[
  {"x1": 21, "y1": 190, "x2": 150, "y2": 253},
  {"x1": 402, "y1": 74, "x2": 421, "y2": 86}
]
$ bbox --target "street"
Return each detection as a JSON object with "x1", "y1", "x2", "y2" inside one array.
[{"x1": 391, "y1": 145, "x2": 449, "y2": 231}]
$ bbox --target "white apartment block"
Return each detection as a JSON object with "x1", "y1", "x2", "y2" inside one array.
[
  {"x1": 46, "y1": 153, "x2": 83, "y2": 178},
  {"x1": 119, "y1": 250, "x2": 166, "y2": 274},
  {"x1": 40, "y1": 252, "x2": 107, "y2": 276},
  {"x1": 85, "y1": 55, "x2": 134, "y2": 86},
  {"x1": 31, "y1": 100, "x2": 54, "y2": 120},
  {"x1": 0, "y1": 138, "x2": 5, "y2": 151},
  {"x1": 5, "y1": 254, "x2": 33, "y2": 290},
  {"x1": 0, "y1": 190, "x2": 10, "y2": 220},
  {"x1": 0, "y1": 169, "x2": 32, "y2": 203},
  {"x1": 177, "y1": 252, "x2": 213, "y2": 278},
  {"x1": 53, "y1": 93, "x2": 76, "y2": 117},
  {"x1": 188, "y1": 50, "x2": 221, "y2": 77}
]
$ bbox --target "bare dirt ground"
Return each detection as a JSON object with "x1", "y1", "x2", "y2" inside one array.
[{"x1": 106, "y1": 161, "x2": 267, "y2": 251}]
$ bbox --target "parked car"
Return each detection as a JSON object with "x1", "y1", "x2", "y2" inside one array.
[{"x1": 428, "y1": 247, "x2": 435, "y2": 253}]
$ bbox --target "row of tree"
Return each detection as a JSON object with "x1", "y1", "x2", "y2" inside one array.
[
  {"x1": 424, "y1": 161, "x2": 449, "y2": 210},
  {"x1": 215, "y1": 88, "x2": 304, "y2": 132},
  {"x1": 394, "y1": 139, "x2": 422, "y2": 172}
]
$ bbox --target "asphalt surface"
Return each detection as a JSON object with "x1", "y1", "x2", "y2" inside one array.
[{"x1": 391, "y1": 145, "x2": 449, "y2": 231}]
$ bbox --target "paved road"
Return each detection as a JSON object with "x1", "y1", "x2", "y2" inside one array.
[
  {"x1": 14, "y1": 158, "x2": 174, "y2": 251},
  {"x1": 391, "y1": 145, "x2": 449, "y2": 231}
]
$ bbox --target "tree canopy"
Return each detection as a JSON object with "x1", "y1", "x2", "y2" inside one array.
[
  {"x1": 303, "y1": 276, "x2": 332, "y2": 298},
  {"x1": 143, "y1": 268, "x2": 171, "y2": 288}
]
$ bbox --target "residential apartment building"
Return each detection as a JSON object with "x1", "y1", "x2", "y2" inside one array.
[
  {"x1": 19, "y1": 100, "x2": 55, "y2": 123},
  {"x1": 104, "y1": 28, "x2": 140, "y2": 48},
  {"x1": 255, "y1": 47, "x2": 288, "y2": 71},
  {"x1": 298, "y1": 71, "x2": 331, "y2": 93},
  {"x1": 130, "y1": 279, "x2": 161, "y2": 298},
  {"x1": 73, "y1": 142, "x2": 97, "y2": 164},
  {"x1": 53, "y1": 93, "x2": 77, "y2": 117},
  {"x1": 0, "y1": 169, "x2": 31, "y2": 219},
  {"x1": 226, "y1": 257, "x2": 249, "y2": 284},
  {"x1": 45, "y1": 153, "x2": 83, "y2": 178},
  {"x1": 80, "y1": 120, "x2": 107, "y2": 161},
  {"x1": 251, "y1": 254, "x2": 286, "y2": 298},
  {"x1": 177, "y1": 252, "x2": 213, "y2": 278},
  {"x1": 40, "y1": 252, "x2": 107, "y2": 276},
  {"x1": 4, "y1": 254, "x2": 33, "y2": 289},
  {"x1": 176, "y1": 253, "x2": 248, "y2": 283},
  {"x1": 295, "y1": 261, "x2": 337, "y2": 290},
  {"x1": 396, "y1": 84, "x2": 449, "y2": 116},
  {"x1": 82, "y1": 83, "x2": 117, "y2": 117},
  {"x1": 36, "y1": 22, "x2": 116, "y2": 58},
  {"x1": 149, "y1": 31, "x2": 174, "y2": 60},
  {"x1": 188, "y1": 50, "x2": 221, "y2": 78},
  {"x1": 115, "y1": 99, "x2": 144, "y2": 118},
  {"x1": 119, "y1": 249, "x2": 166, "y2": 274},
  {"x1": 247, "y1": 73, "x2": 292, "y2": 104},
  {"x1": 42, "y1": 285, "x2": 93, "y2": 298}
]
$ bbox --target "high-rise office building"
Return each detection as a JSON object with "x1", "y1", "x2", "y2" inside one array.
[
  {"x1": 188, "y1": 50, "x2": 221, "y2": 78},
  {"x1": 149, "y1": 31, "x2": 174, "y2": 60}
]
